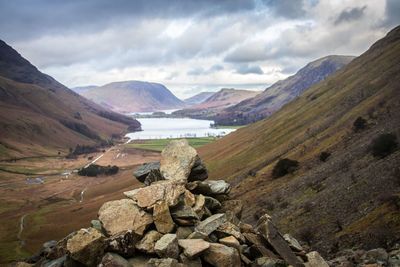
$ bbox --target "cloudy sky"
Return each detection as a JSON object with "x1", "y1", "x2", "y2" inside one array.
[{"x1": 0, "y1": 0, "x2": 399, "y2": 98}]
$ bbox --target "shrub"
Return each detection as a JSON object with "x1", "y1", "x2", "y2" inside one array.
[
  {"x1": 297, "y1": 227, "x2": 314, "y2": 246},
  {"x1": 78, "y1": 164, "x2": 119, "y2": 177},
  {"x1": 319, "y1": 151, "x2": 331, "y2": 162},
  {"x1": 353, "y1": 116, "x2": 367, "y2": 132},
  {"x1": 272, "y1": 158, "x2": 299, "y2": 178},
  {"x1": 370, "y1": 133, "x2": 398, "y2": 158}
]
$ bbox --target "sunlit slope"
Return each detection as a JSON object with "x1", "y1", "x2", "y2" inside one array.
[{"x1": 199, "y1": 26, "x2": 400, "y2": 252}]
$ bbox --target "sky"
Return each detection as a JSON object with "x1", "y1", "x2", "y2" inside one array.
[{"x1": 0, "y1": 0, "x2": 399, "y2": 99}]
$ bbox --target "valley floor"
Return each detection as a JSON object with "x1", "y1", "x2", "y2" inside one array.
[{"x1": 0, "y1": 144, "x2": 160, "y2": 264}]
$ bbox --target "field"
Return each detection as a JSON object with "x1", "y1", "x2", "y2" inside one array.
[
  {"x1": 125, "y1": 137, "x2": 217, "y2": 152},
  {"x1": 0, "y1": 144, "x2": 160, "y2": 264}
]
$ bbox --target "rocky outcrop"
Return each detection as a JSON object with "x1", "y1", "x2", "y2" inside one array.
[{"x1": 20, "y1": 140, "x2": 376, "y2": 267}]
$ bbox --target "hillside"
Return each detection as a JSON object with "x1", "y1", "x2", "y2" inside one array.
[
  {"x1": 215, "y1": 55, "x2": 354, "y2": 125},
  {"x1": 174, "y1": 88, "x2": 260, "y2": 119},
  {"x1": 184, "y1": 91, "x2": 214, "y2": 105},
  {"x1": 199, "y1": 26, "x2": 400, "y2": 255},
  {"x1": 0, "y1": 40, "x2": 141, "y2": 160},
  {"x1": 79, "y1": 81, "x2": 185, "y2": 113},
  {"x1": 71, "y1": 85, "x2": 99, "y2": 94}
]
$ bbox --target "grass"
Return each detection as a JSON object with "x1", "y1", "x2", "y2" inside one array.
[
  {"x1": 126, "y1": 137, "x2": 217, "y2": 152},
  {"x1": 212, "y1": 125, "x2": 245, "y2": 129}
]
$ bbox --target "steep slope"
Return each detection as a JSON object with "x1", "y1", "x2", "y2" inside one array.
[
  {"x1": 199, "y1": 26, "x2": 400, "y2": 254},
  {"x1": 80, "y1": 81, "x2": 185, "y2": 113},
  {"x1": 215, "y1": 55, "x2": 354, "y2": 125},
  {"x1": 173, "y1": 88, "x2": 260, "y2": 119},
  {"x1": 184, "y1": 91, "x2": 214, "y2": 105},
  {"x1": 0, "y1": 40, "x2": 141, "y2": 159},
  {"x1": 71, "y1": 85, "x2": 98, "y2": 94}
]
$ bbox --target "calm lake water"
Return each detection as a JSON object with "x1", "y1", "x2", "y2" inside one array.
[{"x1": 125, "y1": 118, "x2": 236, "y2": 140}]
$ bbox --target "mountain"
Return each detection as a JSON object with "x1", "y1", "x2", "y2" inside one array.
[
  {"x1": 0, "y1": 40, "x2": 141, "y2": 159},
  {"x1": 199, "y1": 26, "x2": 400, "y2": 254},
  {"x1": 184, "y1": 91, "x2": 214, "y2": 105},
  {"x1": 173, "y1": 88, "x2": 260, "y2": 119},
  {"x1": 71, "y1": 85, "x2": 99, "y2": 94},
  {"x1": 78, "y1": 81, "x2": 185, "y2": 113},
  {"x1": 215, "y1": 55, "x2": 355, "y2": 125}
]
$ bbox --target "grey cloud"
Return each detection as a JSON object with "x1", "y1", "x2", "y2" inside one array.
[
  {"x1": 262, "y1": 0, "x2": 307, "y2": 19},
  {"x1": 187, "y1": 65, "x2": 224, "y2": 76},
  {"x1": 235, "y1": 65, "x2": 264, "y2": 75},
  {"x1": 383, "y1": 0, "x2": 400, "y2": 28},
  {"x1": 334, "y1": 6, "x2": 367, "y2": 25}
]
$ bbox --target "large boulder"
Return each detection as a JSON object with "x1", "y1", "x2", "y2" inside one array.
[
  {"x1": 133, "y1": 161, "x2": 160, "y2": 183},
  {"x1": 154, "y1": 200, "x2": 176, "y2": 234},
  {"x1": 160, "y1": 139, "x2": 198, "y2": 181},
  {"x1": 195, "y1": 213, "x2": 227, "y2": 236},
  {"x1": 154, "y1": 234, "x2": 180, "y2": 259},
  {"x1": 66, "y1": 228, "x2": 105, "y2": 266},
  {"x1": 124, "y1": 180, "x2": 186, "y2": 208},
  {"x1": 256, "y1": 214, "x2": 304, "y2": 267},
  {"x1": 202, "y1": 243, "x2": 241, "y2": 267},
  {"x1": 99, "y1": 252, "x2": 129, "y2": 267},
  {"x1": 178, "y1": 239, "x2": 210, "y2": 258},
  {"x1": 98, "y1": 199, "x2": 153, "y2": 236}
]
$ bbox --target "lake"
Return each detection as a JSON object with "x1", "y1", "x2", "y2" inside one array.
[{"x1": 125, "y1": 118, "x2": 236, "y2": 140}]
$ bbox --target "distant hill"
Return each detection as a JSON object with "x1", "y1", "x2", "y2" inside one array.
[
  {"x1": 0, "y1": 40, "x2": 141, "y2": 159},
  {"x1": 199, "y1": 26, "x2": 400, "y2": 254},
  {"x1": 71, "y1": 85, "x2": 99, "y2": 94},
  {"x1": 184, "y1": 91, "x2": 214, "y2": 105},
  {"x1": 173, "y1": 88, "x2": 260, "y2": 119},
  {"x1": 78, "y1": 81, "x2": 185, "y2": 113},
  {"x1": 215, "y1": 55, "x2": 355, "y2": 125}
]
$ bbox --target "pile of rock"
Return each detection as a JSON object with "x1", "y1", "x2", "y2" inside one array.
[{"x1": 18, "y1": 140, "x2": 330, "y2": 267}]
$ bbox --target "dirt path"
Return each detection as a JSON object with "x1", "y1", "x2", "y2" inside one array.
[{"x1": 17, "y1": 214, "x2": 27, "y2": 247}]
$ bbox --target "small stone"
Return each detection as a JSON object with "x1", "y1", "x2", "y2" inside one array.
[
  {"x1": 219, "y1": 235, "x2": 241, "y2": 251},
  {"x1": 195, "y1": 213, "x2": 226, "y2": 236},
  {"x1": 202, "y1": 243, "x2": 241, "y2": 267},
  {"x1": 178, "y1": 239, "x2": 210, "y2": 258},
  {"x1": 176, "y1": 227, "x2": 193, "y2": 239},
  {"x1": 256, "y1": 214, "x2": 304, "y2": 267},
  {"x1": 154, "y1": 200, "x2": 175, "y2": 234},
  {"x1": 99, "y1": 252, "x2": 129, "y2": 267},
  {"x1": 127, "y1": 255, "x2": 152, "y2": 267},
  {"x1": 91, "y1": 219, "x2": 103, "y2": 232},
  {"x1": 204, "y1": 196, "x2": 222, "y2": 212},
  {"x1": 253, "y1": 257, "x2": 287, "y2": 267},
  {"x1": 215, "y1": 221, "x2": 245, "y2": 243},
  {"x1": 124, "y1": 180, "x2": 186, "y2": 208},
  {"x1": 147, "y1": 258, "x2": 182, "y2": 267},
  {"x1": 66, "y1": 228, "x2": 105, "y2": 266},
  {"x1": 183, "y1": 190, "x2": 196, "y2": 207},
  {"x1": 42, "y1": 256, "x2": 66, "y2": 267},
  {"x1": 154, "y1": 234, "x2": 179, "y2": 259},
  {"x1": 160, "y1": 139, "x2": 198, "y2": 181},
  {"x1": 144, "y1": 169, "x2": 164, "y2": 186},
  {"x1": 239, "y1": 222, "x2": 255, "y2": 234},
  {"x1": 363, "y1": 248, "x2": 389, "y2": 264},
  {"x1": 135, "y1": 230, "x2": 162, "y2": 254},
  {"x1": 98, "y1": 199, "x2": 153, "y2": 236},
  {"x1": 105, "y1": 230, "x2": 140, "y2": 257},
  {"x1": 188, "y1": 156, "x2": 208, "y2": 182},
  {"x1": 179, "y1": 254, "x2": 202, "y2": 267},
  {"x1": 220, "y1": 199, "x2": 243, "y2": 220},
  {"x1": 193, "y1": 194, "x2": 206, "y2": 218},
  {"x1": 284, "y1": 234, "x2": 304, "y2": 252},
  {"x1": 133, "y1": 161, "x2": 160, "y2": 183},
  {"x1": 171, "y1": 205, "x2": 199, "y2": 226},
  {"x1": 305, "y1": 251, "x2": 329, "y2": 267}
]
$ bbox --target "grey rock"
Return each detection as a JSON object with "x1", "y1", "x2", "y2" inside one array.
[
  {"x1": 204, "y1": 196, "x2": 222, "y2": 212},
  {"x1": 105, "y1": 230, "x2": 140, "y2": 257},
  {"x1": 195, "y1": 213, "x2": 226, "y2": 236},
  {"x1": 257, "y1": 214, "x2": 304, "y2": 267},
  {"x1": 154, "y1": 200, "x2": 175, "y2": 234},
  {"x1": 154, "y1": 234, "x2": 180, "y2": 259},
  {"x1": 305, "y1": 251, "x2": 329, "y2": 267},
  {"x1": 188, "y1": 156, "x2": 208, "y2": 182},
  {"x1": 160, "y1": 139, "x2": 198, "y2": 181},
  {"x1": 175, "y1": 227, "x2": 193, "y2": 240},
  {"x1": 189, "y1": 180, "x2": 231, "y2": 196},
  {"x1": 43, "y1": 256, "x2": 66, "y2": 267},
  {"x1": 179, "y1": 254, "x2": 202, "y2": 267},
  {"x1": 178, "y1": 239, "x2": 210, "y2": 258},
  {"x1": 215, "y1": 221, "x2": 245, "y2": 243},
  {"x1": 133, "y1": 161, "x2": 160, "y2": 183},
  {"x1": 99, "y1": 252, "x2": 129, "y2": 267},
  {"x1": 91, "y1": 219, "x2": 103, "y2": 232},
  {"x1": 171, "y1": 204, "x2": 199, "y2": 226},
  {"x1": 147, "y1": 258, "x2": 182, "y2": 267},
  {"x1": 144, "y1": 169, "x2": 164, "y2": 186},
  {"x1": 202, "y1": 242, "x2": 241, "y2": 267},
  {"x1": 98, "y1": 199, "x2": 153, "y2": 236},
  {"x1": 252, "y1": 257, "x2": 287, "y2": 267},
  {"x1": 284, "y1": 234, "x2": 304, "y2": 252},
  {"x1": 135, "y1": 230, "x2": 162, "y2": 254}
]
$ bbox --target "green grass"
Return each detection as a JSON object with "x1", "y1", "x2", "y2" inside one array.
[
  {"x1": 126, "y1": 137, "x2": 217, "y2": 152},
  {"x1": 212, "y1": 125, "x2": 245, "y2": 129}
]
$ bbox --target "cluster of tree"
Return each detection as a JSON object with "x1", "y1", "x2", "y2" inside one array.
[{"x1": 78, "y1": 164, "x2": 119, "y2": 177}]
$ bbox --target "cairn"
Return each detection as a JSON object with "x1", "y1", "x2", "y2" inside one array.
[{"x1": 18, "y1": 140, "x2": 330, "y2": 267}]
